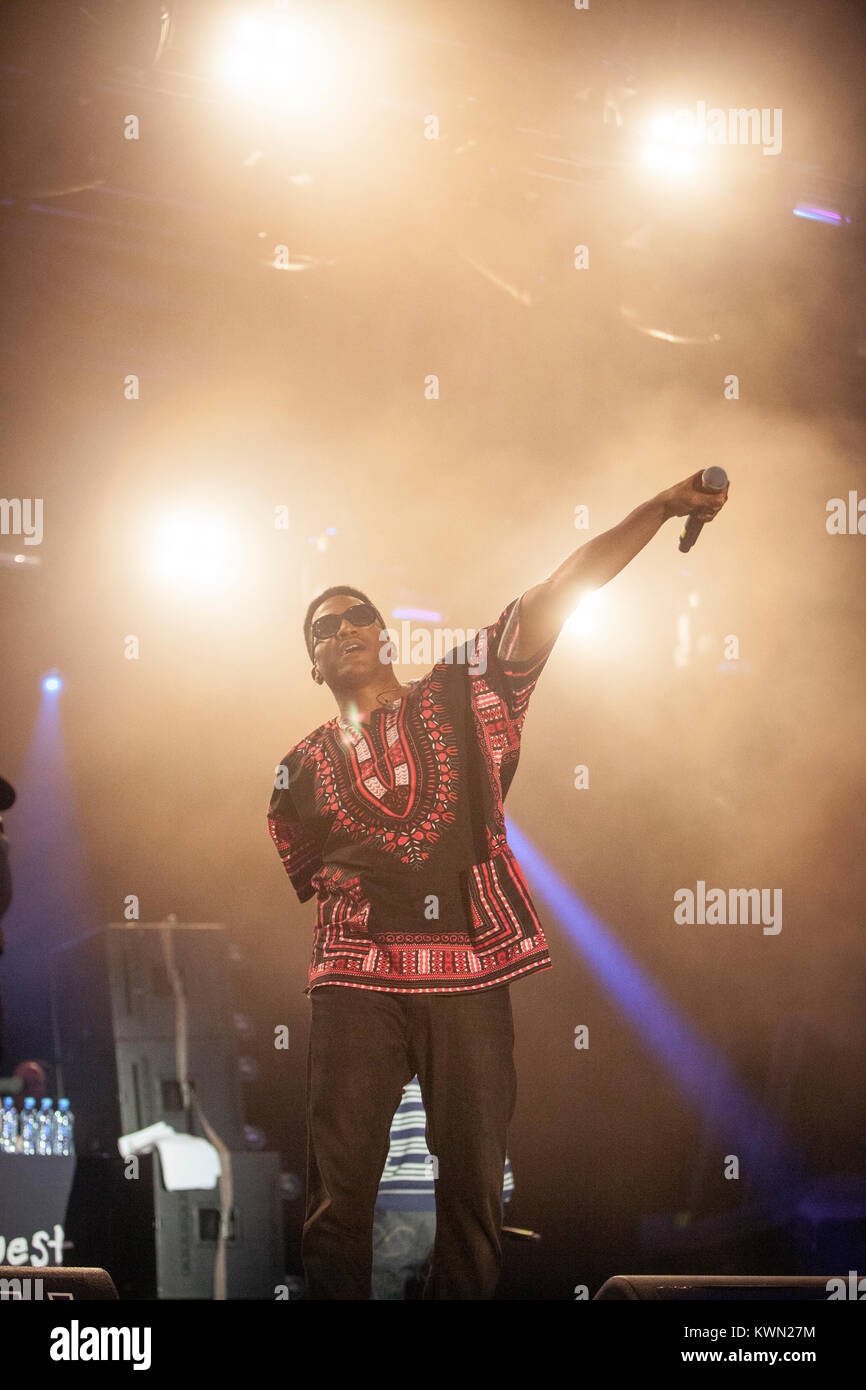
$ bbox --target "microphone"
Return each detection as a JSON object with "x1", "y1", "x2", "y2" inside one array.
[{"x1": 678, "y1": 466, "x2": 729, "y2": 553}]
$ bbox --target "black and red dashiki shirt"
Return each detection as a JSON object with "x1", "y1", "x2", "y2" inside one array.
[{"x1": 267, "y1": 594, "x2": 558, "y2": 996}]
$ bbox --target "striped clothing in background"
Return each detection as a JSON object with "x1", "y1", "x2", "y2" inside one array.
[{"x1": 375, "y1": 1077, "x2": 515, "y2": 1212}]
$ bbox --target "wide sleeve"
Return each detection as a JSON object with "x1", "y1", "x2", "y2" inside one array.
[
  {"x1": 267, "y1": 749, "x2": 323, "y2": 904},
  {"x1": 469, "y1": 593, "x2": 558, "y2": 720}
]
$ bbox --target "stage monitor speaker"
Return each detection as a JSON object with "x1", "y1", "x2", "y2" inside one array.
[
  {"x1": 594, "y1": 1274, "x2": 835, "y2": 1301},
  {"x1": 65, "y1": 1153, "x2": 283, "y2": 1300},
  {"x1": 51, "y1": 923, "x2": 236, "y2": 1043},
  {"x1": 52, "y1": 1035, "x2": 245, "y2": 1157},
  {"x1": 51, "y1": 923, "x2": 245, "y2": 1154},
  {"x1": 0, "y1": 1266, "x2": 118, "y2": 1300}
]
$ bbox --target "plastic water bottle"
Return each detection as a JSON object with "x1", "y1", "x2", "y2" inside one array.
[
  {"x1": 37, "y1": 1097, "x2": 54, "y2": 1156},
  {"x1": 20, "y1": 1096, "x2": 38, "y2": 1155},
  {"x1": 1, "y1": 1096, "x2": 18, "y2": 1154},
  {"x1": 52, "y1": 1098, "x2": 74, "y2": 1157}
]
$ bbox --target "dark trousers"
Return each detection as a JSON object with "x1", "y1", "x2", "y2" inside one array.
[{"x1": 303, "y1": 982, "x2": 517, "y2": 1300}]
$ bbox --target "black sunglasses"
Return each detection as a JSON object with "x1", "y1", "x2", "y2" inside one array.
[{"x1": 311, "y1": 603, "x2": 380, "y2": 644}]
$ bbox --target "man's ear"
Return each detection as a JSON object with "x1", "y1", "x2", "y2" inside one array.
[{"x1": 311, "y1": 666, "x2": 323, "y2": 685}]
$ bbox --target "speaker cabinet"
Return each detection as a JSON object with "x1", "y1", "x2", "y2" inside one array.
[
  {"x1": 594, "y1": 1274, "x2": 836, "y2": 1300},
  {"x1": 66, "y1": 1153, "x2": 283, "y2": 1299},
  {"x1": 51, "y1": 923, "x2": 245, "y2": 1154}
]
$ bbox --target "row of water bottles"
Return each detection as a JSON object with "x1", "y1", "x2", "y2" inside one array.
[{"x1": 0, "y1": 1096, "x2": 75, "y2": 1156}]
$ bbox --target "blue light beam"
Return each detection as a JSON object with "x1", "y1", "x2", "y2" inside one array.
[{"x1": 507, "y1": 817, "x2": 806, "y2": 1203}]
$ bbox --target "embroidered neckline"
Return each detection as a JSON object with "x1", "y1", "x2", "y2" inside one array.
[{"x1": 336, "y1": 680, "x2": 420, "y2": 734}]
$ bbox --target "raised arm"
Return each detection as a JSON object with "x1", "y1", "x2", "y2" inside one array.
[{"x1": 512, "y1": 470, "x2": 729, "y2": 660}]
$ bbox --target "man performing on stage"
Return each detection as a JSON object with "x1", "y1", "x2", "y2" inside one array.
[{"x1": 267, "y1": 470, "x2": 728, "y2": 1300}]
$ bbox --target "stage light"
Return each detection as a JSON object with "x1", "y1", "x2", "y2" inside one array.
[
  {"x1": 148, "y1": 511, "x2": 239, "y2": 595},
  {"x1": 238, "y1": 1056, "x2": 260, "y2": 1083},
  {"x1": 639, "y1": 110, "x2": 701, "y2": 180},
  {"x1": 243, "y1": 1124, "x2": 267, "y2": 1151},
  {"x1": 649, "y1": 111, "x2": 701, "y2": 148},
  {"x1": 0, "y1": 552, "x2": 41, "y2": 569},
  {"x1": 793, "y1": 205, "x2": 843, "y2": 226},
  {"x1": 42, "y1": 674, "x2": 62, "y2": 693},
  {"x1": 642, "y1": 144, "x2": 696, "y2": 177},
  {"x1": 213, "y1": 8, "x2": 350, "y2": 115},
  {"x1": 564, "y1": 589, "x2": 604, "y2": 639},
  {"x1": 392, "y1": 608, "x2": 443, "y2": 623},
  {"x1": 279, "y1": 1171, "x2": 303, "y2": 1201}
]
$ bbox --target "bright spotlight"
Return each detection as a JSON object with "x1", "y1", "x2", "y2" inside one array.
[
  {"x1": 640, "y1": 109, "x2": 701, "y2": 180},
  {"x1": 42, "y1": 674, "x2": 62, "y2": 693},
  {"x1": 149, "y1": 512, "x2": 239, "y2": 595},
  {"x1": 214, "y1": 9, "x2": 350, "y2": 114},
  {"x1": 649, "y1": 112, "x2": 699, "y2": 147},
  {"x1": 564, "y1": 589, "x2": 604, "y2": 639},
  {"x1": 641, "y1": 143, "x2": 697, "y2": 177}
]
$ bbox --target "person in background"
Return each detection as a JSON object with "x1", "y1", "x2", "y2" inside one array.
[
  {"x1": 12, "y1": 1060, "x2": 50, "y2": 1110},
  {"x1": 371, "y1": 1075, "x2": 515, "y2": 1300}
]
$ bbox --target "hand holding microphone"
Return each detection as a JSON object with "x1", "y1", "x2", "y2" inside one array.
[{"x1": 662, "y1": 467, "x2": 730, "y2": 552}]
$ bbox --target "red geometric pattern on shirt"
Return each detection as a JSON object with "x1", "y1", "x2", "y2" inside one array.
[
  {"x1": 303, "y1": 639, "x2": 553, "y2": 991},
  {"x1": 268, "y1": 596, "x2": 557, "y2": 996},
  {"x1": 308, "y1": 931, "x2": 552, "y2": 995},
  {"x1": 267, "y1": 799, "x2": 321, "y2": 903},
  {"x1": 467, "y1": 676, "x2": 525, "y2": 845},
  {"x1": 305, "y1": 671, "x2": 459, "y2": 869}
]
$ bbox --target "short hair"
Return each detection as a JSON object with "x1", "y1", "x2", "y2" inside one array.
[{"x1": 303, "y1": 585, "x2": 385, "y2": 660}]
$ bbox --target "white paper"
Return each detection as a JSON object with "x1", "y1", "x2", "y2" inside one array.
[
  {"x1": 154, "y1": 1132, "x2": 221, "y2": 1191},
  {"x1": 117, "y1": 1120, "x2": 175, "y2": 1158},
  {"x1": 117, "y1": 1123, "x2": 222, "y2": 1190}
]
